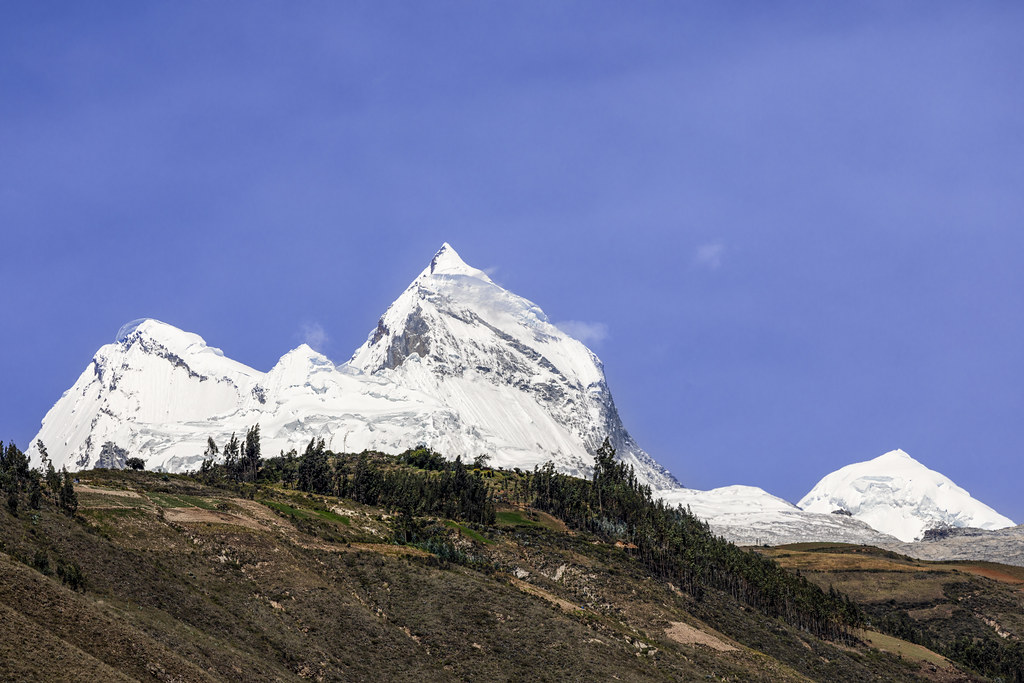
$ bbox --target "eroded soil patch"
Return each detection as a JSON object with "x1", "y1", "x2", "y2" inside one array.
[
  {"x1": 163, "y1": 507, "x2": 263, "y2": 529},
  {"x1": 665, "y1": 621, "x2": 737, "y2": 652}
]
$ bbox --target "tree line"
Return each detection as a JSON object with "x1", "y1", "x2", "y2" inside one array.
[
  {"x1": 521, "y1": 439, "x2": 864, "y2": 643},
  {"x1": 198, "y1": 436, "x2": 496, "y2": 525},
  {"x1": 1, "y1": 440, "x2": 78, "y2": 517}
]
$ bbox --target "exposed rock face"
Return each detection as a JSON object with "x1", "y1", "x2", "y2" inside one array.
[
  {"x1": 881, "y1": 525, "x2": 1024, "y2": 568},
  {"x1": 657, "y1": 485, "x2": 900, "y2": 547},
  {"x1": 96, "y1": 442, "x2": 128, "y2": 469},
  {"x1": 383, "y1": 307, "x2": 431, "y2": 370}
]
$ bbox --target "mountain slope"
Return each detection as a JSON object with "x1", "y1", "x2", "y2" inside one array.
[
  {"x1": 3, "y1": 466, "x2": 976, "y2": 683},
  {"x1": 28, "y1": 245, "x2": 676, "y2": 489},
  {"x1": 798, "y1": 449, "x2": 1015, "y2": 542}
]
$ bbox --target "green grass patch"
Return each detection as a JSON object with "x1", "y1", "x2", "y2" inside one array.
[
  {"x1": 774, "y1": 542, "x2": 862, "y2": 552},
  {"x1": 173, "y1": 494, "x2": 218, "y2": 510},
  {"x1": 496, "y1": 510, "x2": 543, "y2": 527},
  {"x1": 444, "y1": 520, "x2": 492, "y2": 544},
  {"x1": 262, "y1": 500, "x2": 314, "y2": 519},
  {"x1": 312, "y1": 508, "x2": 350, "y2": 525},
  {"x1": 261, "y1": 500, "x2": 350, "y2": 525}
]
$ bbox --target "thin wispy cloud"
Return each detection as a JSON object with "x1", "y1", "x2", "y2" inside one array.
[
  {"x1": 694, "y1": 242, "x2": 725, "y2": 270},
  {"x1": 555, "y1": 320, "x2": 609, "y2": 345},
  {"x1": 299, "y1": 322, "x2": 329, "y2": 352}
]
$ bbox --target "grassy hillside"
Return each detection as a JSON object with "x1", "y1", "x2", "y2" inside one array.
[
  {"x1": 760, "y1": 543, "x2": 1024, "y2": 680},
  {"x1": 0, "y1": 453, "x2": 995, "y2": 682}
]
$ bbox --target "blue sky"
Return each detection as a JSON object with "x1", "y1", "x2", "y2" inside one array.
[{"x1": 3, "y1": 3, "x2": 1022, "y2": 520}]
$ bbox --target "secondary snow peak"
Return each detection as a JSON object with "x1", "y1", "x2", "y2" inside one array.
[{"x1": 799, "y1": 449, "x2": 1014, "y2": 542}]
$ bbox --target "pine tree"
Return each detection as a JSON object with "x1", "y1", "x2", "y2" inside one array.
[
  {"x1": 36, "y1": 440, "x2": 50, "y2": 469},
  {"x1": 58, "y1": 467, "x2": 78, "y2": 516},
  {"x1": 243, "y1": 425, "x2": 262, "y2": 483},
  {"x1": 223, "y1": 433, "x2": 240, "y2": 481},
  {"x1": 297, "y1": 437, "x2": 329, "y2": 494}
]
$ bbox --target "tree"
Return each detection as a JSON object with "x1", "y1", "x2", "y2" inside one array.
[
  {"x1": 242, "y1": 425, "x2": 262, "y2": 483},
  {"x1": 36, "y1": 440, "x2": 50, "y2": 468},
  {"x1": 28, "y1": 475, "x2": 42, "y2": 509},
  {"x1": 58, "y1": 467, "x2": 78, "y2": 516},
  {"x1": 223, "y1": 433, "x2": 240, "y2": 480},
  {"x1": 125, "y1": 457, "x2": 145, "y2": 471},
  {"x1": 45, "y1": 460, "x2": 61, "y2": 499},
  {"x1": 297, "y1": 437, "x2": 329, "y2": 494}
]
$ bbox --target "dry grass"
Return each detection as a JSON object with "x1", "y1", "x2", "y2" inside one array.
[
  {"x1": 766, "y1": 550, "x2": 928, "y2": 573},
  {"x1": 664, "y1": 621, "x2": 737, "y2": 652},
  {"x1": 162, "y1": 507, "x2": 263, "y2": 529},
  {"x1": 856, "y1": 629, "x2": 950, "y2": 668},
  {"x1": 75, "y1": 484, "x2": 143, "y2": 498},
  {"x1": 1, "y1": 470, "x2": 989, "y2": 682},
  {"x1": 510, "y1": 577, "x2": 581, "y2": 613}
]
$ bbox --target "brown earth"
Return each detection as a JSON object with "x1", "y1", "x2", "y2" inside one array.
[
  {"x1": 664, "y1": 621, "x2": 738, "y2": 652},
  {"x1": 162, "y1": 507, "x2": 263, "y2": 529},
  {"x1": 75, "y1": 484, "x2": 143, "y2": 498},
  {"x1": 510, "y1": 577, "x2": 581, "y2": 613}
]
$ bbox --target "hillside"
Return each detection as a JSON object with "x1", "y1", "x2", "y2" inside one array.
[
  {"x1": 2, "y1": 441, "x2": 1008, "y2": 681},
  {"x1": 759, "y1": 543, "x2": 1024, "y2": 681}
]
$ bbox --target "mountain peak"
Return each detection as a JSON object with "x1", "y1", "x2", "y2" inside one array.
[
  {"x1": 276, "y1": 344, "x2": 334, "y2": 368},
  {"x1": 421, "y1": 243, "x2": 492, "y2": 282},
  {"x1": 116, "y1": 318, "x2": 170, "y2": 342},
  {"x1": 799, "y1": 449, "x2": 1014, "y2": 541},
  {"x1": 877, "y1": 448, "x2": 912, "y2": 461}
]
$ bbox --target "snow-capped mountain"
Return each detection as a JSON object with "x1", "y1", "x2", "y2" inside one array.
[
  {"x1": 29, "y1": 318, "x2": 263, "y2": 471},
  {"x1": 28, "y1": 244, "x2": 677, "y2": 489},
  {"x1": 348, "y1": 243, "x2": 676, "y2": 486},
  {"x1": 657, "y1": 485, "x2": 899, "y2": 547},
  {"x1": 798, "y1": 449, "x2": 1015, "y2": 542}
]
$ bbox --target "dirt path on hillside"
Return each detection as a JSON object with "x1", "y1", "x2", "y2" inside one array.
[
  {"x1": 510, "y1": 578, "x2": 580, "y2": 613},
  {"x1": 664, "y1": 621, "x2": 737, "y2": 652},
  {"x1": 75, "y1": 485, "x2": 143, "y2": 498},
  {"x1": 162, "y1": 508, "x2": 263, "y2": 529}
]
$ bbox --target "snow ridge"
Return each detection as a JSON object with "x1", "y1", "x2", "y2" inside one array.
[{"x1": 656, "y1": 485, "x2": 900, "y2": 547}]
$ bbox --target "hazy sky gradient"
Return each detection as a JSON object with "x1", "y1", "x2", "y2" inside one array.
[{"x1": 3, "y1": 3, "x2": 1022, "y2": 520}]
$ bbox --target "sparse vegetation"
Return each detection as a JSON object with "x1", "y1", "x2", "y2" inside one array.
[{"x1": 2, "y1": 435, "x2": 1015, "y2": 681}]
